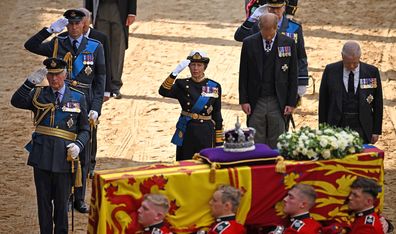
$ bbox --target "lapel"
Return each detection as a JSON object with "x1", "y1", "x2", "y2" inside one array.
[
  {"x1": 61, "y1": 86, "x2": 72, "y2": 106},
  {"x1": 336, "y1": 62, "x2": 344, "y2": 111},
  {"x1": 60, "y1": 37, "x2": 74, "y2": 56},
  {"x1": 274, "y1": 34, "x2": 280, "y2": 80},
  {"x1": 43, "y1": 86, "x2": 56, "y2": 104},
  {"x1": 357, "y1": 62, "x2": 366, "y2": 109},
  {"x1": 76, "y1": 37, "x2": 88, "y2": 55},
  {"x1": 279, "y1": 16, "x2": 288, "y2": 32},
  {"x1": 253, "y1": 33, "x2": 264, "y2": 78}
]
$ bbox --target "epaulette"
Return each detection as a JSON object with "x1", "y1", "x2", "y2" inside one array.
[
  {"x1": 288, "y1": 18, "x2": 301, "y2": 26},
  {"x1": 70, "y1": 87, "x2": 85, "y2": 95},
  {"x1": 86, "y1": 37, "x2": 101, "y2": 44},
  {"x1": 364, "y1": 215, "x2": 375, "y2": 226},
  {"x1": 291, "y1": 219, "x2": 305, "y2": 232},
  {"x1": 214, "y1": 221, "x2": 230, "y2": 233}
]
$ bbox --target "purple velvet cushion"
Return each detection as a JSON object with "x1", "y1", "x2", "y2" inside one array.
[{"x1": 199, "y1": 144, "x2": 279, "y2": 163}]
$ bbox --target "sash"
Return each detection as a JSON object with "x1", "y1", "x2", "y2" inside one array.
[
  {"x1": 286, "y1": 21, "x2": 299, "y2": 33},
  {"x1": 171, "y1": 80, "x2": 217, "y2": 146},
  {"x1": 71, "y1": 40, "x2": 98, "y2": 79}
]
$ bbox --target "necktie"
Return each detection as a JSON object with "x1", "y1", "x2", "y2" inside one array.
[
  {"x1": 72, "y1": 40, "x2": 78, "y2": 54},
  {"x1": 265, "y1": 40, "x2": 271, "y2": 52},
  {"x1": 348, "y1": 71, "x2": 354, "y2": 94},
  {"x1": 55, "y1": 91, "x2": 61, "y2": 106}
]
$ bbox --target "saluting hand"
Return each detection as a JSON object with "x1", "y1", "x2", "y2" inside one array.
[
  {"x1": 48, "y1": 17, "x2": 69, "y2": 34},
  {"x1": 27, "y1": 67, "x2": 47, "y2": 84},
  {"x1": 250, "y1": 5, "x2": 269, "y2": 21},
  {"x1": 172, "y1": 59, "x2": 191, "y2": 76}
]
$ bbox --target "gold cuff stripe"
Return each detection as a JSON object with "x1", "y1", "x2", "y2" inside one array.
[{"x1": 35, "y1": 125, "x2": 77, "y2": 141}]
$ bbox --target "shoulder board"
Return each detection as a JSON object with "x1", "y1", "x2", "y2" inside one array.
[
  {"x1": 291, "y1": 219, "x2": 305, "y2": 231},
  {"x1": 87, "y1": 37, "x2": 100, "y2": 44},
  {"x1": 207, "y1": 79, "x2": 220, "y2": 86},
  {"x1": 69, "y1": 87, "x2": 85, "y2": 95},
  {"x1": 214, "y1": 221, "x2": 230, "y2": 233},
  {"x1": 364, "y1": 215, "x2": 375, "y2": 225},
  {"x1": 288, "y1": 18, "x2": 301, "y2": 26}
]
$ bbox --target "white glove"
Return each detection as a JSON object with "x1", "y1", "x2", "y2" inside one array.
[
  {"x1": 171, "y1": 59, "x2": 190, "y2": 76},
  {"x1": 249, "y1": 5, "x2": 269, "y2": 21},
  {"x1": 27, "y1": 67, "x2": 47, "y2": 84},
  {"x1": 297, "y1": 85, "x2": 307, "y2": 97},
  {"x1": 88, "y1": 110, "x2": 99, "y2": 122},
  {"x1": 48, "y1": 17, "x2": 69, "y2": 33},
  {"x1": 67, "y1": 143, "x2": 80, "y2": 160}
]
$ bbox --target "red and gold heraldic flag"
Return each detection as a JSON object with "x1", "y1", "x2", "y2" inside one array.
[{"x1": 88, "y1": 147, "x2": 384, "y2": 234}]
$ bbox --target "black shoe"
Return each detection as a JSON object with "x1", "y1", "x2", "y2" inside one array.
[
  {"x1": 74, "y1": 200, "x2": 89, "y2": 214},
  {"x1": 113, "y1": 90, "x2": 122, "y2": 99}
]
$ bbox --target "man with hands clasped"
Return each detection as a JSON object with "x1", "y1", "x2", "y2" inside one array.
[
  {"x1": 24, "y1": 9, "x2": 106, "y2": 213},
  {"x1": 11, "y1": 58, "x2": 90, "y2": 234},
  {"x1": 159, "y1": 50, "x2": 223, "y2": 160}
]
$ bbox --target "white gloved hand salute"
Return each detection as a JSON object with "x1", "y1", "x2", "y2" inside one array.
[
  {"x1": 67, "y1": 143, "x2": 80, "y2": 160},
  {"x1": 172, "y1": 59, "x2": 191, "y2": 76},
  {"x1": 47, "y1": 17, "x2": 69, "y2": 34},
  {"x1": 88, "y1": 110, "x2": 99, "y2": 122},
  {"x1": 27, "y1": 67, "x2": 47, "y2": 84},
  {"x1": 249, "y1": 5, "x2": 269, "y2": 21}
]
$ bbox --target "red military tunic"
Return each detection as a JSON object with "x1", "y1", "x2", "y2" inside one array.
[
  {"x1": 350, "y1": 208, "x2": 384, "y2": 234},
  {"x1": 142, "y1": 222, "x2": 172, "y2": 234},
  {"x1": 271, "y1": 213, "x2": 322, "y2": 234},
  {"x1": 208, "y1": 215, "x2": 246, "y2": 234}
]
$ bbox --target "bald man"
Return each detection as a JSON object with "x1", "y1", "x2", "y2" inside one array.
[
  {"x1": 319, "y1": 41, "x2": 383, "y2": 144},
  {"x1": 239, "y1": 13, "x2": 298, "y2": 148}
]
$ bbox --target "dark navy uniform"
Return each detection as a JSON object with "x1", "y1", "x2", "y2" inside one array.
[
  {"x1": 271, "y1": 213, "x2": 322, "y2": 234},
  {"x1": 207, "y1": 215, "x2": 246, "y2": 234},
  {"x1": 234, "y1": 15, "x2": 308, "y2": 87},
  {"x1": 11, "y1": 61, "x2": 89, "y2": 233},
  {"x1": 24, "y1": 9, "x2": 106, "y2": 211},
  {"x1": 159, "y1": 74, "x2": 223, "y2": 160},
  {"x1": 350, "y1": 208, "x2": 384, "y2": 234}
]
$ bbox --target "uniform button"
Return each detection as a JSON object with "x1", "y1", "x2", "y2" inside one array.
[
  {"x1": 186, "y1": 79, "x2": 189, "y2": 82},
  {"x1": 204, "y1": 105, "x2": 207, "y2": 109},
  {"x1": 187, "y1": 94, "x2": 190, "y2": 97},
  {"x1": 186, "y1": 85, "x2": 189, "y2": 88},
  {"x1": 202, "y1": 113, "x2": 206, "y2": 115},
  {"x1": 187, "y1": 102, "x2": 190, "y2": 105},
  {"x1": 187, "y1": 109, "x2": 190, "y2": 111},
  {"x1": 56, "y1": 126, "x2": 59, "y2": 128},
  {"x1": 200, "y1": 120, "x2": 203, "y2": 123}
]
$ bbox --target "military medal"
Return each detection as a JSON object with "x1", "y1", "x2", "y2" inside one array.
[
  {"x1": 67, "y1": 117, "x2": 74, "y2": 128},
  {"x1": 278, "y1": 46, "x2": 291, "y2": 57},
  {"x1": 281, "y1": 64, "x2": 288, "y2": 72},
  {"x1": 360, "y1": 78, "x2": 377, "y2": 89},
  {"x1": 366, "y1": 94, "x2": 374, "y2": 104},
  {"x1": 85, "y1": 65, "x2": 92, "y2": 75}
]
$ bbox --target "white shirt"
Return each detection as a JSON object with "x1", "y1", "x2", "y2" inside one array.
[
  {"x1": 52, "y1": 85, "x2": 66, "y2": 103},
  {"x1": 262, "y1": 33, "x2": 277, "y2": 52},
  {"x1": 68, "y1": 35, "x2": 83, "y2": 49},
  {"x1": 343, "y1": 64, "x2": 360, "y2": 93}
]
